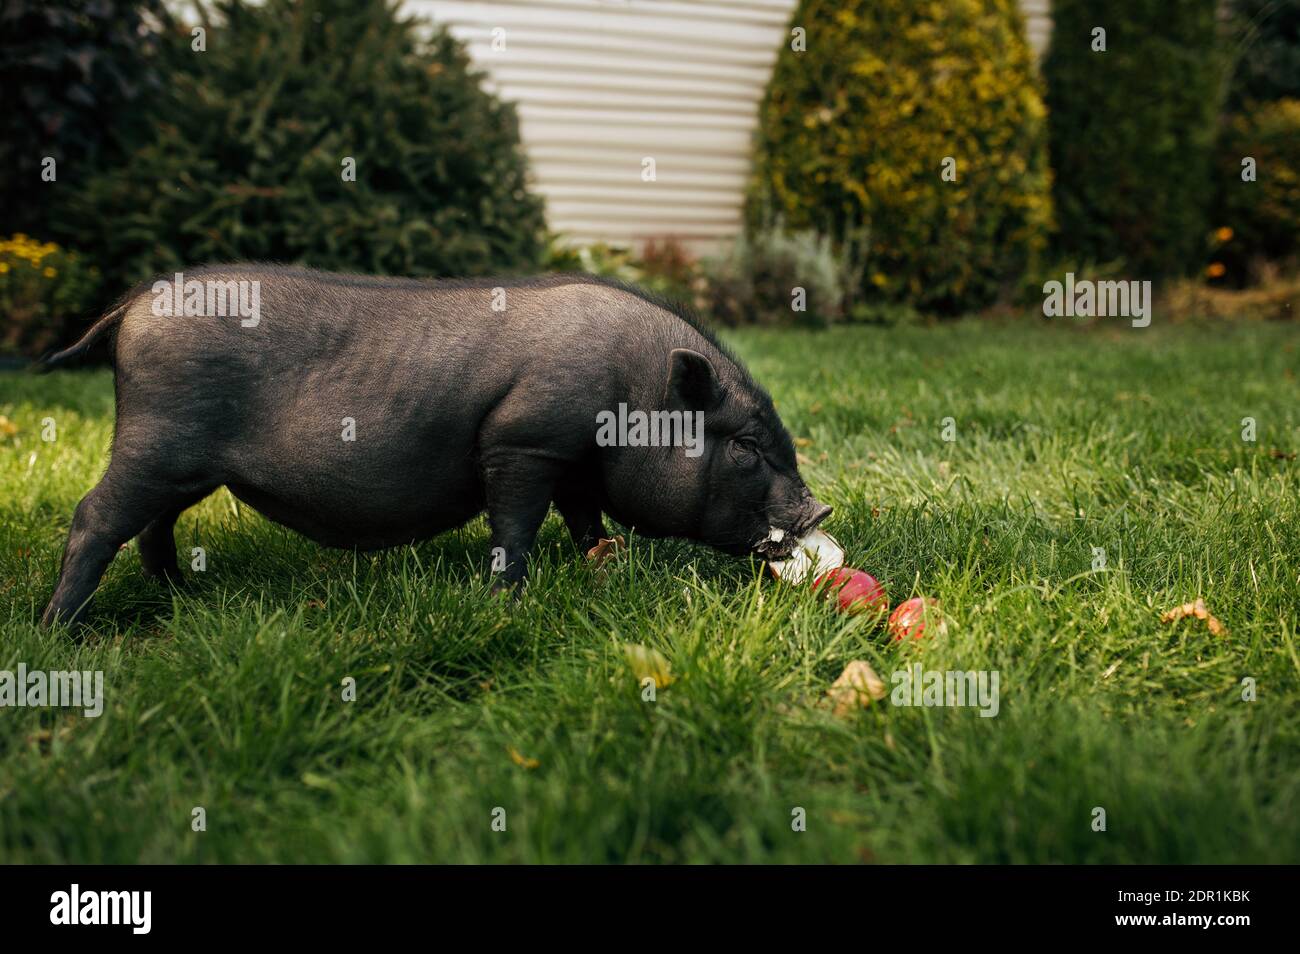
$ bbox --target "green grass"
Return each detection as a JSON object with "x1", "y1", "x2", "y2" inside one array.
[{"x1": 2, "y1": 319, "x2": 1298, "y2": 863}]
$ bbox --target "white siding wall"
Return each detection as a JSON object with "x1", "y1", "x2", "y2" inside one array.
[
  {"x1": 409, "y1": 0, "x2": 1053, "y2": 252},
  {"x1": 1020, "y1": 0, "x2": 1053, "y2": 54}
]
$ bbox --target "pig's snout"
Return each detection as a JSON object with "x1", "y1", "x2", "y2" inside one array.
[
  {"x1": 753, "y1": 498, "x2": 833, "y2": 560},
  {"x1": 767, "y1": 493, "x2": 833, "y2": 538},
  {"x1": 802, "y1": 502, "x2": 833, "y2": 534},
  {"x1": 792, "y1": 500, "x2": 833, "y2": 538}
]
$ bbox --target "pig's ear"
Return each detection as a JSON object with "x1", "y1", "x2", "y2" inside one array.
[{"x1": 665, "y1": 348, "x2": 721, "y2": 410}]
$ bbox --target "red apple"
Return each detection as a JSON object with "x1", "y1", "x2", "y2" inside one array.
[
  {"x1": 888, "y1": 596, "x2": 943, "y2": 640},
  {"x1": 813, "y1": 567, "x2": 888, "y2": 616}
]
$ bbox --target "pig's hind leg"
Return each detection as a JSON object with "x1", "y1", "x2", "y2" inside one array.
[
  {"x1": 41, "y1": 456, "x2": 215, "y2": 628},
  {"x1": 138, "y1": 493, "x2": 212, "y2": 583}
]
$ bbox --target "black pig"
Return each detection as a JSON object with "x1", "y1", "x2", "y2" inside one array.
[{"x1": 39, "y1": 267, "x2": 832, "y2": 626}]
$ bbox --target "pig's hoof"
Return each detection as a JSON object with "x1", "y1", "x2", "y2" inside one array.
[
  {"x1": 142, "y1": 565, "x2": 185, "y2": 587},
  {"x1": 39, "y1": 603, "x2": 88, "y2": 630}
]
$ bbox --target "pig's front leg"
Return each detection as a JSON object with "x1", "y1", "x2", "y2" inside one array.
[
  {"x1": 553, "y1": 471, "x2": 607, "y2": 553},
  {"x1": 482, "y1": 450, "x2": 564, "y2": 594}
]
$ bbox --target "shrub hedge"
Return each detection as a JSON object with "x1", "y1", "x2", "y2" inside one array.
[
  {"x1": 1212, "y1": 2, "x2": 1300, "y2": 284},
  {"x1": 65, "y1": 0, "x2": 546, "y2": 288},
  {"x1": 747, "y1": 0, "x2": 1052, "y2": 314},
  {"x1": 1223, "y1": 0, "x2": 1300, "y2": 111},
  {"x1": 1044, "y1": 0, "x2": 1222, "y2": 277},
  {"x1": 0, "y1": 0, "x2": 170, "y2": 240},
  {"x1": 1213, "y1": 99, "x2": 1300, "y2": 281}
]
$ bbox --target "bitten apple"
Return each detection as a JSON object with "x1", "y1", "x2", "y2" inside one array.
[{"x1": 888, "y1": 596, "x2": 943, "y2": 640}]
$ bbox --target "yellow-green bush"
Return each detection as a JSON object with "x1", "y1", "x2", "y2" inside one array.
[
  {"x1": 0, "y1": 236, "x2": 100, "y2": 359},
  {"x1": 748, "y1": 0, "x2": 1052, "y2": 314}
]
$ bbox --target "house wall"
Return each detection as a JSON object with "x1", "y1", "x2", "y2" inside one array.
[{"x1": 411, "y1": 0, "x2": 1053, "y2": 251}]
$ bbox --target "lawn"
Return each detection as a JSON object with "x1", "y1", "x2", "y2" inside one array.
[{"x1": 1, "y1": 319, "x2": 1298, "y2": 863}]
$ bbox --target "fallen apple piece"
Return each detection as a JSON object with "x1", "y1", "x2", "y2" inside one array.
[
  {"x1": 825, "y1": 659, "x2": 887, "y2": 717},
  {"x1": 586, "y1": 535, "x2": 626, "y2": 568},
  {"x1": 1160, "y1": 599, "x2": 1226, "y2": 636},
  {"x1": 508, "y1": 746, "x2": 540, "y2": 770}
]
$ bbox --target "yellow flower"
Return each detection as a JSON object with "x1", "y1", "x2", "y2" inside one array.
[
  {"x1": 1206, "y1": 262, "x2": 1226, "y2": 278},
  {"x1": 44, "y1": 267, "x2": 57, "y2": 278},
  {"x1": 1215, "y1": 227, "x2": 1233, "y2": 242},
  {"x1": 0, "y1": 263, "x2": 8, "y2": 274}
]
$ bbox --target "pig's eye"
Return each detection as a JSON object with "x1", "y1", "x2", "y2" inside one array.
[{"x1": 729, "y1": 437, "x2": 761, "y2": 466}]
